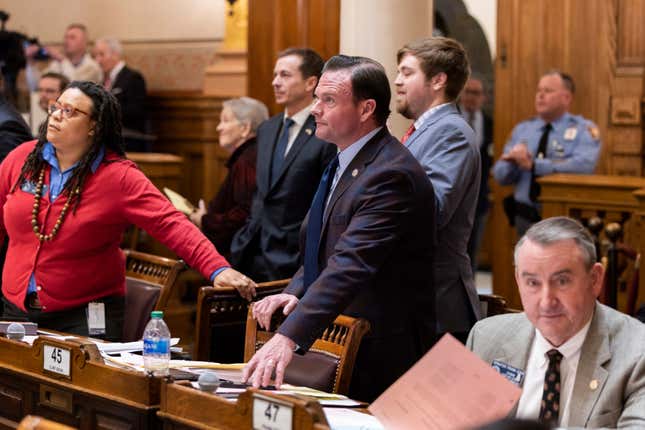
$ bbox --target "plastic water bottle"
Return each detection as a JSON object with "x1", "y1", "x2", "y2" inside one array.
[{"x1": 142, "y1": 310, "x2": 171, "y2": 377}]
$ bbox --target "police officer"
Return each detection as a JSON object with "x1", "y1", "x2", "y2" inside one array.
[{"x1": 493, "y1": 70, "x2": 601, "y2": 235}]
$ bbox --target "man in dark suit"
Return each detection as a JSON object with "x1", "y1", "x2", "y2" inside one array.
[
  {"x1": 0, "y1": 73, "x2": 32, "y2": 161},
  {"x1": 94, "y1": 37, "x2": 148, "y2": 151},
  {"x1": 230, "y1": 48, "x2": 336, "y2": 282},
  {"x1": 460, "y1": 76, "x2": 494, "y2": 273},
  {"x1": 0, "y1": 71, "x2": 32, "y2": 315},
  {"x1": 242, "y1": 55, "x2": 437, "y2": 402},
  {"x1": 395, "y1": 37, "x2": 481, "y2": 343}
]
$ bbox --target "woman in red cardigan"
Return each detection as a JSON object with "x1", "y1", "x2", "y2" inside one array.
[
  {"x1": 0, "y1": 81, "x2": 257, "y2": 340},
  {"x1": 189, "y1": 97, "x2": 268, "y2": 258}
]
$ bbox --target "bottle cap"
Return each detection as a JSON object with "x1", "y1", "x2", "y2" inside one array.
[{"x1": 151, "y1": 311, "x2": 164, "y2": 318}]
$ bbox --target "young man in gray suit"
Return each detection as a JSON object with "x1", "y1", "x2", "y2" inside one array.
[
  {"x1": 468, "y1": 217, "x2": 645, "y2": 428},
  {"x1": 395, "y1": 37, "x2": 481, "y2": 342}
]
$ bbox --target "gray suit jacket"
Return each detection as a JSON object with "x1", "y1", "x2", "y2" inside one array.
[
  {"x1": 467, "y1": 303, "x2": 645, "y2": 429},
  {"x1": 404, "y1": 103, "x2": 481, "y2": 333}
]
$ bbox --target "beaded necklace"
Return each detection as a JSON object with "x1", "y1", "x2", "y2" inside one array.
[{"x1": 31, "y1": 168, "x2": 80, "y2": 242}]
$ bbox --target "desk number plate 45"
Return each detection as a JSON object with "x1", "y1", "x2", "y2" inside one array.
[
  {"x1": 43, "y1": 344, "x2": 71, "y2": 378},
  {"x1": 252, "y1": 393, "x2": 293, "y2": 430}
]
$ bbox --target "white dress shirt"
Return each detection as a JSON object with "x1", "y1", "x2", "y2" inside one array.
[
  {"x1": 282, "y1": 103, "x2": 314, "y2": 156},
  {"x1": 516, "y1": 318, "x2": 593, "y2": 426},
  {"x1": 414, "y1": 102, "x2": 451, "y2": 129}
]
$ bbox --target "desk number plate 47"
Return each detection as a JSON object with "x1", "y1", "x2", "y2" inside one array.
[
  {"x1": 43, "y1": 344, "x2": 71, "y2": 378},
  {"x1": 252, "y1": 393, "x2": 293, "y2": 430}
]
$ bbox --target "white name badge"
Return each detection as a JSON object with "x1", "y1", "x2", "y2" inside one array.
[
  {"x1": 252, "y1": 394, "x2": 293, "y2": 430},
  {"x1": 43, "y1": 344, "x2": 71, "y2": 378}
]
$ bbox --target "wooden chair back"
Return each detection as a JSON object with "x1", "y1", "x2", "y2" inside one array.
[
  {"x1": 478, "y1": 293, "x2": 521, "y2": 317},
  {"x1": 122, "y1": 249, "x2": 185, "y2": 341},
  {"x1": 193, "y1": 279, "x2": 290, "y2": 362},
  {"x1": 18, "y1": 416, "x2": 76, "y2": 430},
  {"x1": 244, "y1": 309, "x2": 370, "y2": 395}
]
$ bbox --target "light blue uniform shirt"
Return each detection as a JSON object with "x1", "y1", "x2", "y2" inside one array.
[{"x1": 493, "y1": 112, "x2": 601, "y2": 207}]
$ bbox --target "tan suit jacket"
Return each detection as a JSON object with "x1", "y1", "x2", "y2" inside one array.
[{"x1": 467, "y1": 303, "x2": 645, "y2": 429}]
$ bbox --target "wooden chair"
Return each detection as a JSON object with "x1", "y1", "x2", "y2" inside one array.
[
  {"x1": 478, "y1": 293, "x2": 521, "y2": 317},
  {"x1": 244, "y1": 309, "x2": 370, "y2": 395},
  {"x1": 193, "y1": 279, "x2": 290, "y2": 363},
  {"x1": 122, "y1": 249, "x2": 185, "y2": 341},
  {"x1": 17, "y1": 416, "x2": 75, "y2": 430}
]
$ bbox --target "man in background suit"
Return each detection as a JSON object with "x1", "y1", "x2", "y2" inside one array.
[
  {"x1": 395, "y1": 36, "x2": 481, "y2": 342},
  {"x1": 230, "y1": 48, "x2": 336, "y2": 282},
  {"x1": 460, "y1": 76, "x2": 494, "y2": 273},
  {"x1": 94, "y1": 37, "x2": 148, "y2": 151},
  {"x1": 467, "y1": 217, "x2": 645, "y2": 428},
  {"x1": 25, "y1": 23, "x2": 102, "y2": 91},
  {"x1": 243, "y1": 55, "x2": 436, "y2": 402},
  {"x1": 0, "y1": 70, "x2": 32, "y2": 315}
]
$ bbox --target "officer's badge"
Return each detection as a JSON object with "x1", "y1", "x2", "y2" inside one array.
[
  {"x1": 587, "y1": 125, "x2": 600, "y2": 139},
  {"x1": 564, "y1": 127, "x2": 577, "y2": 140}
]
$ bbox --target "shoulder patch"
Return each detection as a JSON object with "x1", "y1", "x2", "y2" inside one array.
[{"x1": 587, "y1": 125, "x2": 600, "y2": 140}]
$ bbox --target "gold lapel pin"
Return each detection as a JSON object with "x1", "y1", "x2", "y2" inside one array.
[
  {"x1": 305, "y1": 129, "x2": 312, "y2": 135},
  {"x1": 352, "y1": 169, "x2": 358, "y2": 177},
  {"x1": 589, "y1": 379, "x2": 598, "y2": 390}
]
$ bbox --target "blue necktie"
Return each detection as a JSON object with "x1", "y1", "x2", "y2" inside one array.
[
  {"x1": 303, "y1": 156, "x2": 339, "y2": 288},
  {"x1": 271, "y1": 117, "x2": 295, "y2": 184}
]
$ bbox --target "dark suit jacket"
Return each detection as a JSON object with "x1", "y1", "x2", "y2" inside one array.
[
  {"x1": 0, "y1": 97, "x2": 32, "y2": 162},
  {"x1": 277, "y1": 128, "x2": 437, "y2": 402},
  {"x1": 477, "y1": 111, "x2": 493, "y2": 215},
  {"x1": 230, "y1": 113, "x2": 336, "y2": 281},
  {"x1": 111, "y1": 65, "x2": 147, "y2": 133}
]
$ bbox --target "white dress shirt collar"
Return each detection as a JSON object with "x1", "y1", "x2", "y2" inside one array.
[
  {"x1": 414, "y1": 102, "x2": 452, "y2": 130},
  {"x1": 282, "y1": 103, "x2": 314, "y2": 156},
  {"x1": 109, "y1": 61, "x2": 126, "y2": 84}
]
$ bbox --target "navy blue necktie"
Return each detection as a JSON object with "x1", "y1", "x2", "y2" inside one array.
[
  {"x1": 271, "y1": 117, "x2": 295, "y2": 183},
  {"x1": 303, "y1": 156, "x2": 339, "y2": 288}
]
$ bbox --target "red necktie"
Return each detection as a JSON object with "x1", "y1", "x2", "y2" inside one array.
[
  {"x1": 103, "y1": 76, "x2": 112, "y2": 91},
  {"x1": 401, "y1": 124, "x2": 416, "y2": 144}
]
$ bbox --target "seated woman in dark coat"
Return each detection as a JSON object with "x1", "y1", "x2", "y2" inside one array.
[{"x1": 190, "y1": 97, "x2": 268, "y2": 258}]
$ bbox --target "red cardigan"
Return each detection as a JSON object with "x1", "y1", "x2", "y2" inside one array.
[{"x1": 0, "y1": 140, "x2": 228, "y2": 312}]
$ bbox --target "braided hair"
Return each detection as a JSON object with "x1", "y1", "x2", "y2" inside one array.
[{"x1": 13, "y1": 81, "x2": 125, "y2": 212}]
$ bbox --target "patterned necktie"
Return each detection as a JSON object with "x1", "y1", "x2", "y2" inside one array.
[
  {"x1": 270, "y1": 117, "x2": 295, "y2": 184},
  {"x1": 400, "y1": 124, "x2": 416, "y2": 144},
  {"x1": 103, "y1": 75, "x2": 112, "y2": 91},
  {"x1": 539, "y1": 349, "x2": 563, "y2": 426},
  {"x1": 529, "y1": 123, "x2": 552, "y2": 202},
  {"x1": 303, "y1": 156, "x2": 339, "y2": 289}
]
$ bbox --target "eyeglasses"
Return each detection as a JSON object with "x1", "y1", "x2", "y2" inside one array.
[{"x1": 48, "y1": 102, "x2": 89, "y2": 119}]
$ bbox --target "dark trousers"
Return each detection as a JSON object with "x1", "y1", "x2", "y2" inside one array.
[{"x1": 2, "y1": 295, "x2": 125, "y2": 341}]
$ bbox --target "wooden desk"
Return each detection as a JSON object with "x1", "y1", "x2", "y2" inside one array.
[
  {"x1": 158, "y1": 381, "x2": 331, "y2": 430},
  {"x1": 0, "y1": 334, "x2": 161, "y2": 429}
]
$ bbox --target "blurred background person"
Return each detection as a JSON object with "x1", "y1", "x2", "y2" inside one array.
[
  {"x1": 94, "y1": 37, "x2": 148, "y2": 151},
  {"x1": 35, "y1": 72, "x2": 69, "y2": 130},
  {"x1": 0, "y1": 81, "x2": 256, "y2": 340},
  {"x1": 25, "y1": 23, "x2": 102, "y2": 91},
  {"x1": 190, "y1": 97, "x2": 268, "y2": 259},
  {"x1": 460, "y1": 76, "x2": 493, "y2": 273}
]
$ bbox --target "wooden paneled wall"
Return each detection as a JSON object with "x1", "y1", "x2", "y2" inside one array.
[
  {"x1": 247, "y1": 0, "x2": 340, "y2": 114},
  {"x1": 146, "y1": 91, "x2": 229, "y2": 204},
  {"x1": 492, "y1": 0, "x2": 645, "y2": 308}
]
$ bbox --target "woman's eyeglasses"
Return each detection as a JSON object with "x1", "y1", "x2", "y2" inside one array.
[{"x1": 48, "y1": 102, "x2": 89, "y2": 119}]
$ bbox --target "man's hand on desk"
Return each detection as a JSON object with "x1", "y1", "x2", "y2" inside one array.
[
  {"x1": 242, "y1": 333, "x2": 295, "y2": 388},
  {"x1": 252, "y1": 293, "x2": 299, "y2": 330},
  {"x1": 213, "y1": 268, "x2": 258, "y2": 301}
]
